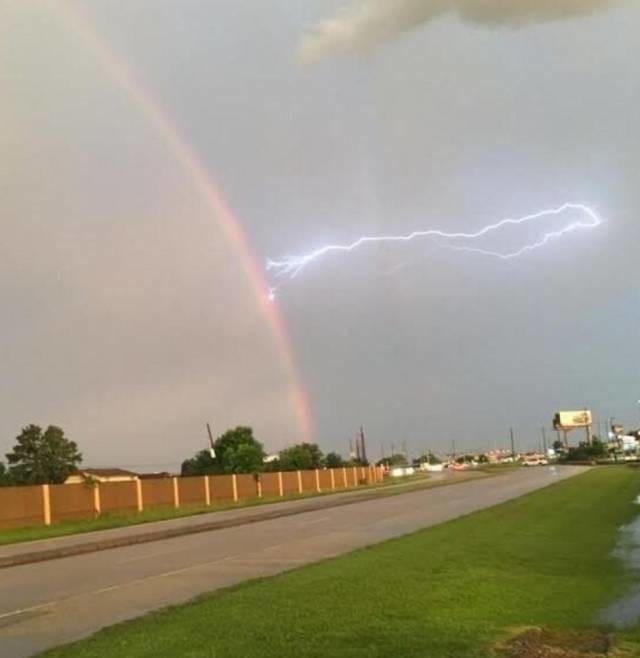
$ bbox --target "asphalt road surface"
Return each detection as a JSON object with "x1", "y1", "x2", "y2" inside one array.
[{"x1": 0, "y1": 466, "x2": 586, "y2": 657}]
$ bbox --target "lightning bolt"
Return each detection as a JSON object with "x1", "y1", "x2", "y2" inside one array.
[
  {"x1": 266, "y1": 203, "x2": 601, "y2": 282},
  {"x1": 444, "y1": 220, "x2": 597, "y2": 259}
]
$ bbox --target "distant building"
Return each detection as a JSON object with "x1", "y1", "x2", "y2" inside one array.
[
  {"x1": 487, "y1": 449, "x2": 517, "y2": 464},
  {"x1": 138, "y1": 472, "x2": 171, "y2": 480},
  {"x1": 64, "y1": 468, "x2": 140, "y2": 484}
]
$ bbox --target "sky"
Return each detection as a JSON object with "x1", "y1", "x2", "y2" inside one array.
[{"x1": 1, "y1": 0, "x2": 639, "y2": 470}]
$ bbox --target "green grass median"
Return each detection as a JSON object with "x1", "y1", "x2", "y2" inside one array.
[{"x1": 40, "y1": 467, "x2": 640, "y2": 657}]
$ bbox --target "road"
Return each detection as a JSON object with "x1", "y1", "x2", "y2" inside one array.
[{"x1": 0, "y1": 466, "x2": 586, "y2": 657}]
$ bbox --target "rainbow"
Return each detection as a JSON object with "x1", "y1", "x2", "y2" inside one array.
[{"x1": 52, "y1": 2, "x2": 313, "y2": 441}]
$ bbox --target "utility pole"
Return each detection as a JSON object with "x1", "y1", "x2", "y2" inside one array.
[
  {"x1": 359, "y1": 426, "x2": 368, "y2": 464},
  {"x1": 585, "y1": 407, "x2": 593, "y2": 445},
  {"x1": 355, "y1": 433, "x2": 361, "y2": 462},
  {"x1": 206, "y1": 423, "x2": 216, "y2": 458},
  {"x1": 541, "y1": 426, "x2": 547, "y2": 455},
  {"x1": 510, "y1": 427, "x2": 515, "y2": 461}
]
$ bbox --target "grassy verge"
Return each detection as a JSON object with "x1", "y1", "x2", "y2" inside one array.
[
  {"x1": 0, "y1": 469, "x2": 492, "y2": 547},
  {"x1": 40, "y1": 467, "x2": 640, "y2": 657}
]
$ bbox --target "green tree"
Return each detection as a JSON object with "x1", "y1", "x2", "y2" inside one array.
[
  {"x1": 181, "y1": 450, "x2": 218, "y2": 477},
  {"x1": 263, "y1": 458, "x2": 281, "y2": 472},
  {"x1": 376, "y1": 454, "x2": 408, "y2": 467},
  {"x1": 324, "y1": 452, "x2": 344, "y2": 468},
  {"x1": 0, "y1": 461, "x2": 12, "y2": 486},
  {"x1": 563, "y1": 438, "x2": 608, "y2": 463},
  {"x1": 418, "y1": 452, "x2": 441, "y2": 465},
  {"x1": 5, "y1": 424, "x2": 82, "y2": 485},
  {"x1": 181, "y1": 426, "x2": 266, "y2": 476},
  {"x1": 278, "y1": 443, "x2": 324, "y2": 471},
  {"x1": 221, "y1": 441, "x2": 265, "y2": 474}
]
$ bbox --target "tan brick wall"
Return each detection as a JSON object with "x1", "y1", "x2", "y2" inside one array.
[
  {"x1": 300, "y1": 470, "x2": 317, "y2": 492},
  {"x1": 49, "y1": 483, "x2": 95, "y2": 522},
  {"x1": 318, "y1": 469, "x2": 333, "y2": 490},
  {"x1": 235, "y1": 474, "x2": 257, "y2": 501},
  {"x1": 0, "y1": 465, "x2": 386, "y2": 531},
  {"x1": 281, "y1": 471, "x2": 299, "y2": 495},
  {"x1": 178, "y1": 477, "x2": 207, "y2": 506},
  {"x1": 209, "y1": 474, "x2": 235, "y2": 502},
  {"x1": 333, "y1": 468, "x2": 348, "y2": 488},
  {"x1": 0, "y1": 485, "x2": 44, "y2": 530},
  {"x1": 259, "y1": 473, "x2": 280, "y2": 498},
  {"x1": 100, "y1": 481, "x2": 138, "y2": 513},
  {"x1": 141, "y1": 478, "x2": 174, "y2": 508}
]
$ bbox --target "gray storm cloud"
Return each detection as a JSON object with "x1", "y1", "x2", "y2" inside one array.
[{"x1": 300, "y1": 0, "x2": 618, "y2": 64}]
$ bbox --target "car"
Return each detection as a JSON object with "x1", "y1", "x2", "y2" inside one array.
[{"x1": 522, "y1": 456, "x2": 548, "y2": 466}]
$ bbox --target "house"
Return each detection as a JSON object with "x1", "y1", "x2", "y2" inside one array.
[
  {"x1": 64, "y1": 468, "x2": 140, "y2": 484},
  {"x1": 138, "y1": 472, "x2": 171, "y2": 480}
]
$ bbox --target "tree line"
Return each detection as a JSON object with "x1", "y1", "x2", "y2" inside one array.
[
  {"x1": 0, "y1": 423, "x2": 365, "y2": 487},
  {"x1": 180, "y1": 426, "x2": 358, "y2": 476}
]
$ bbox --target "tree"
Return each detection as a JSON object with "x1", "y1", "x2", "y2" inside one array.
[
  {"x1": 417, "y1": 452, "x2": 441, "y2": 465},
  {"x1": 5, "y1": 424, "x2": 82, "y2": 485},
  {"x1": 181, "y1": 426, "x2": 266, "y2": 476},
  {"x1": 222, "y1": 441, "x2": 265, "y2": 474},
  {"x1": 278, "y1": 443, "x2": 324, "y2": 471},
  {"x1": 376, "y1": 453, "x2": 408, "y2": 467},
  {"x1": 324, "y1": 452, "x2": 344, "y2": 468},
  {"x1": 181, "y1": 450, "x2": 218, "y2": 477},
  {"x1": 563, "y1": 438, "x2": 608, "y2": 463},
  {"x1": 0, "y1": 461, "x2": 12, "y2": 487},
  {"x1": 263, "y1": 458, "x2": 281, "y2": 473}
]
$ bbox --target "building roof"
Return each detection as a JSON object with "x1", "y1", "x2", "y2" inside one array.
[
  {"x1": 76, "y1": 468, "x2": 139, "y2": 478},
  {"x1": 138, "y1": 472, "x2": 171, "y2": 479}
]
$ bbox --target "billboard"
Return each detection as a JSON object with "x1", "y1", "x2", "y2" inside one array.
[{"x1": 553, "y1": 410, "x2": 592, "y2": 430}]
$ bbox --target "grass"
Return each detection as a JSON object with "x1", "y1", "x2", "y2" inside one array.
[
  {"x1": 39, "y1": 467, "x2": 640, "y2": 657},
  {"x1": 0, "y1": 469, "x2": 492, "y2": 547}
]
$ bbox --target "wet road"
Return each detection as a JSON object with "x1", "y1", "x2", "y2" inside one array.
[{"x1": 0, "y1": 466, "x2": 586, "y2": 657}]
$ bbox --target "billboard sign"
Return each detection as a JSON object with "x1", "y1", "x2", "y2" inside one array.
[{"x1": 553, "y1": 410, "x2": 592, "y2": 430}]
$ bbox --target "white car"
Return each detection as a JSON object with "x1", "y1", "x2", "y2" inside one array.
[{"x1": 522, "y1": 456, "x2": 548, "y2": 466}]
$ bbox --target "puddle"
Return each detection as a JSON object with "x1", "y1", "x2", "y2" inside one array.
[{"x1": 599, "y1": 513, "x2": 640, "y2": 628}]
